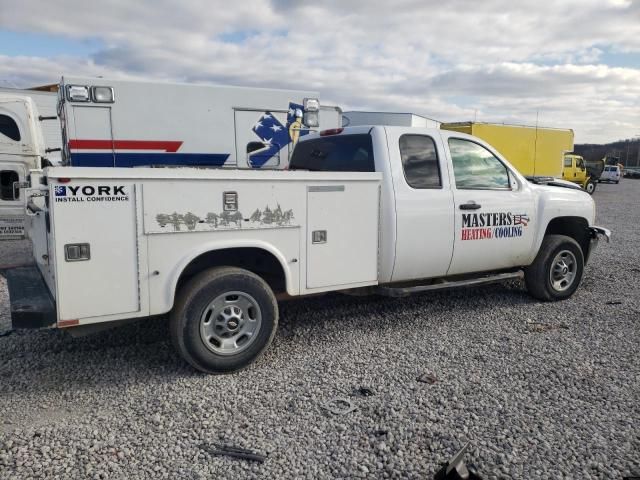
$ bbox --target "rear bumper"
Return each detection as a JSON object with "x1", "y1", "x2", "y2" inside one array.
[
  {"x1": 1, "y1": 265, "x2": 56, "y2": 329},
  {"x1": 585, "y1": 226, "x2": 611, "y2": 263}
]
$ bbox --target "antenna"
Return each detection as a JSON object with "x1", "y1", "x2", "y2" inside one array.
[{"x1": 533, "y1": 110, "x2": 539, "y2": 176}]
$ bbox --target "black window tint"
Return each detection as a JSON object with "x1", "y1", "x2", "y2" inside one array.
[
  {"x1": 0, "y1": 170, "x2": 19, "y2": 200},
  {"x1": 0, "y1": 115, "x2": 20, "y2": 142},
  {"x1": 247, "y1": 141, "x2": 266, "y2": 154},
  {"x1": 399, "y1": 135, "x2": 441, "y2": 188},
  {"x1": 449, "y1": 138, "x2": 510, "y2": 189},
  {"x1": 289, "y1": 134, "x2": 374, "y2": 172}
]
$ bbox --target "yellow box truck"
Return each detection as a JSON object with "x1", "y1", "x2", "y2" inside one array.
[{"x1": 441, "y1": 122, "x2": 574, "y2": 178}]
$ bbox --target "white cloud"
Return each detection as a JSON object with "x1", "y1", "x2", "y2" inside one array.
[{"x1": 0, "y1": 0, "x2": 638, "y2": 142}]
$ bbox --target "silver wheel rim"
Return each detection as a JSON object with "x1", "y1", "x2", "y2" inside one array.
[
  {"x1": 199, "y1": 291, "x2": 262, "y2": 356},
  {"x1": 549, "y1": 250, "x2": 577, "y2": 292},
  {"x1": 586, "y1": 182, "x2": 595, "y2": 193}
]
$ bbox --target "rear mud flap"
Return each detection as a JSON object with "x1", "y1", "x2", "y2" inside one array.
[{"x1": 0, "y1": 265, "x2": 56, "y2": 329}]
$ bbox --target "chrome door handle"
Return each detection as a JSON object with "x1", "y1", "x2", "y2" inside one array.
[{"x1": 459, "y1": 202, "x2": 481, "y2": 210}]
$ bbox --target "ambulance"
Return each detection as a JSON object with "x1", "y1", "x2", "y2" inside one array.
[{"x1": 0, "y1": 76, "x2": 341, "y2": 239}]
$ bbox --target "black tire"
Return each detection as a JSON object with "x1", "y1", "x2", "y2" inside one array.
[
  {"x1": 524, "y1": 235, "x2": 584, "y2": 302},
  {"x1": 170, "y1": 267, "x2": 278, "y2": 373},
  {"x1": 585, "y1": 180, "x2": 596, "y2": 194},
  {"x1": 615, "y1": 180, "x2": 619, "y2": 184}
]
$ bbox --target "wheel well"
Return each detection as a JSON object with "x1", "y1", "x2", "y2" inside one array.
[
  {"x1": 176, "y1": 248, "x2": 287, "y2": 295},
  {"x1": 544, "y1": 217, "x2": 590, "y2": 259}
]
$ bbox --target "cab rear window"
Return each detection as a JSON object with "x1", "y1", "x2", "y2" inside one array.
[{"x1": 289, "y1": 134, "x2": 374, "y2": 172}]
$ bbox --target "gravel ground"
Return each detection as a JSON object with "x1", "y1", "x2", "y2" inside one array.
[{"x1": 0, "y1": 181, "x2": 638, "y2": 479}]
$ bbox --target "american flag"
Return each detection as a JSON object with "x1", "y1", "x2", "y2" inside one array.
[
  {"x1": 251, "y1": 112, "x2": 290, "y2": 167},
  {"x1": 513, "y1": 214, "x2": 530, "y2": 226}
]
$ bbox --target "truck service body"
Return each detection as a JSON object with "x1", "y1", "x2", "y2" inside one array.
[
  {"x1": 441, "y1": 122, "x2": 574, "y2": 179},
  {"x1": 0, "y1": 77, "x2": 340, "y2": 240},
  {"x1": 6, "y1": 125, "x2": 610, "y2": 373}
]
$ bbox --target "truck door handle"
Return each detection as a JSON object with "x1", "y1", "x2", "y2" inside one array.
[{"x1": 459, "y1": 202, "x2": 481, "y2": 210}]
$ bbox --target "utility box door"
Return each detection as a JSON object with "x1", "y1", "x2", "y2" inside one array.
[
  {"x1": 53, "y1": 181, "x2": 140, "y2": 320},
  {"x1": 306, "y1": 183, "x2": 379, "y2": 289},
  {"x1": 234, "y1": 110, "x2": 289, "y2": 169}
]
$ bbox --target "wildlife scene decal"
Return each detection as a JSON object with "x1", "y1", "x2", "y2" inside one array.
[
  {"x1": 461, "y1": 212, "x2": 530, "y2": 241},
  {"x1": 155, "y1": 204, "x2": 296, "y2": 232}
]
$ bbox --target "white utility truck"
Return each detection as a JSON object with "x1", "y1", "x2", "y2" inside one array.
[
  {"x1": 0, "y1": 77, "x2": 341, "y2": 240},
  {"x1": 6, "y1": 126, "x2": 609, "y2": 373}
]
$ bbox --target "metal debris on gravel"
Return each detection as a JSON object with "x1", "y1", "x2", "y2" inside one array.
[{"x1": 1, "y1": 181, "x2": 639, "y2": 479}]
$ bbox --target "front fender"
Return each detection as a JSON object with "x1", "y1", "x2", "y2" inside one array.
[{"x1": 528, "y1": 186, "x2": 595, "y2": 265}]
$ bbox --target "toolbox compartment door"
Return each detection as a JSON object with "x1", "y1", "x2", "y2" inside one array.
[
  {"x1": 53, "y1": 181, "x2": 140, "y2": 320},
  {"x1": 306, "y1": 182, "x2": 379, "y2": 289}
]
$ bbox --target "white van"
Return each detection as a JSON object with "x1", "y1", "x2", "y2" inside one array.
[{"x1": 599, "y1": 165, "x2": 621, "y2": 184}]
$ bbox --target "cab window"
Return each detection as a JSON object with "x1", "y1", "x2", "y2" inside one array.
[
  {"x1": 448, "y1": 138, "x2": 510, "y2": 189},
  {"x1": 399, "y1": 134, "x2": 441, "y2": 188},
  {"x1": 564, "y1": 157, "x2": 573, "y2": 167},
  {"x1": 289, "y1": 134, "x2": 374, "y2": 172},
  {"x1": 0, "y1": 114, "x2": 20, "y2": 142}
]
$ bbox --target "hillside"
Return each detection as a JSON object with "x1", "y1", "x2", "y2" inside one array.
[{"x1": 575, "y1": 139, "x2": 640, "y2": 167}]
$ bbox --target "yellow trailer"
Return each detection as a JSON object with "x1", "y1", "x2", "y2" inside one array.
[{"x1": 441, "y1": 122, "x2": 574, "y2": 178}]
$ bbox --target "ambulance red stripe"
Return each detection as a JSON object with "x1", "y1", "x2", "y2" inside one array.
[{"x1": 69, "y1": 139, "x2": 183, "y2": 152}]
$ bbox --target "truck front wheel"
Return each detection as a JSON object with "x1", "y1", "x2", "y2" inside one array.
[
  {"x1": 524, "y1": 235, "x2": 584, "y2": 301},
  {"x1": 170, "y1": 267, "x2": 278, "y2": 373},
  {"x1": 585, "y1": 179, "x2": 596, "y2": 194}
]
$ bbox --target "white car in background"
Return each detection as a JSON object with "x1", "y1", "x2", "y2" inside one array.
[{"x1": 599, "y1": 165, "x2": 621, "y2": 184}]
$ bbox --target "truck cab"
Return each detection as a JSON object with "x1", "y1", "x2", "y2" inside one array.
[
  {"x1": 0, "y1": 95, "x2": 47, "y2": 239},
  {"x1": 292, "y1": 127, "x2": 599, "y2": 283},
  {"x1": 562, "y1": 153, "x2": 598, "y2": 194}
]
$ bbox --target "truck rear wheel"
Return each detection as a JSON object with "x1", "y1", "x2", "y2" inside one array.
[
  {"x1": 170, "y1": 267, "x2": 278, "y2": 373},
  {"x1": 524, "y1": 235, "x2": 584, "y2": 302},
  {"x1": 585, "y1": 179, "x2": 596, "y2": 194}
]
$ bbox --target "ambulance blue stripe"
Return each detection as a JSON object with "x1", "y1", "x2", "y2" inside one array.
[{"x1": 70, "y1": 153, "x2": 230, "y2": 167}]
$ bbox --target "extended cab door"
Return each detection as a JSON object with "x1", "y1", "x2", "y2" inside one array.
[
  {"x1": 386, "y1": 129, "x2": 455, "y2": 281},
  {"x1": 443, "y1": 132, "x2": 536, "y2": 276}
]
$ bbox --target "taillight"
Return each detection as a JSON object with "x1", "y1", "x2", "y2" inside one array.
[
  {"x1": 56, "y1": 178, "x2": 71, "y2": 183},
  {"x1": 320, "y1": 128, "x2": 344, "y2": 136}
]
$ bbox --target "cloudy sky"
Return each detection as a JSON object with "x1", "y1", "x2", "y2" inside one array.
[{"x1": 1, "y1": 0, "x2": 638, "y2": 143}]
